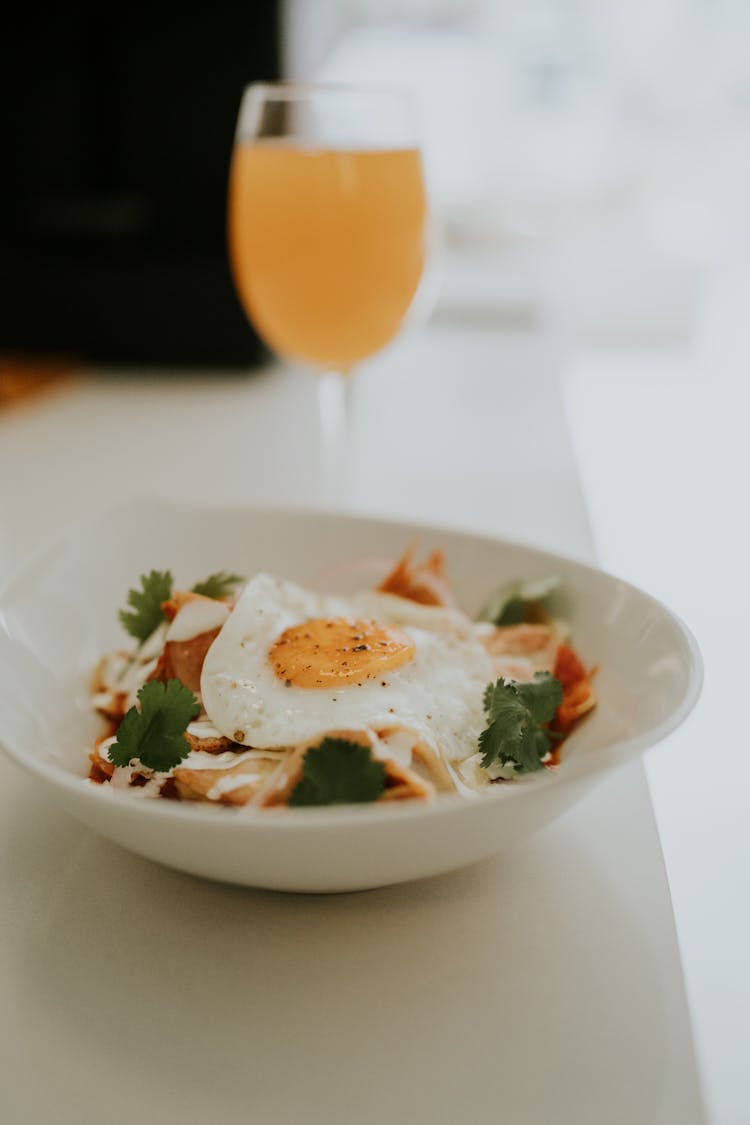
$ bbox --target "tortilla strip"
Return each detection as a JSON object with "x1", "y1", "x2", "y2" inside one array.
[
  {"x1": 482, "y1": 623, "x2": 560, "y2": 682},
  {"x1": 173, "y1": 754, "x2": 280, "y2": 806},
  {"x1": 378, "y1": 547, "x2": 458, "y2": 608},
  {"x1": 146, "y1": 628, "x2": 221, "y2": 695},
  {"x1": 183, "y1": 729, "x2": 237, "y2": 755},
  {"x1": 380, "y1": 756, "x2": 434, "y2": 801},
  {"x1": 252, "y1": 732, "x2": 364, "y2": 808},
  {"x1": 374, "y1": 726, "x2": 455, "y2": 794},
  {"x1": 252, "y1": 727, "x2": 441, "y2": 807},
  {"x1": 88, "y1": 743, "x2": 115, "y2": 783}
]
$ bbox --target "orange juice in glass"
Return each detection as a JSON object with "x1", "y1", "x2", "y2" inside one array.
[{"x1": 228, "y1": 84, "x2": 428, "y2": 504}]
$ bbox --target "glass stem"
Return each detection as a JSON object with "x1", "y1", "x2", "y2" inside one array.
[{"x1": 317, "y1": 369, "x2": 354, "y2": 509}]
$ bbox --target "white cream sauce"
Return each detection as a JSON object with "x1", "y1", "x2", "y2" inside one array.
[
  {"x1": 186, "y1": 720, "x2": 224, "y2": 740},
  {"x1": 166, "y1": 599, "x2": 229, "y2": 643}
]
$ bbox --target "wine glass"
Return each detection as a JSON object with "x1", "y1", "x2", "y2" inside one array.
[{"x1": 228, "y1": 82, "x2": 428, "y2": 507}]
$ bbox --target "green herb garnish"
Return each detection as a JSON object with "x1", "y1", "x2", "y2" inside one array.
[
  {"x1": 119, "y1": 570, "x2": 173, "y2": 642},
  {"x1": 191, "y1": 571, "x2": 244, "y2": 599},
  {"x1": 479, "y1": 672, "x2": 563, "y2": 774},
  {"x1": 478, "y1": 575, "x2": 559, "y2": 626},
  {"x1": 108, "y1": 679, "x2": 200, "y2": 772},
  {"x1": 288, "y1": 737, "x2": 387, "y2": 807}
]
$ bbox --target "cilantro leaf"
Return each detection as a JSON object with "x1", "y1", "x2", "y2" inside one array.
[
  {"x1": 478, "y1": 575, "x2": 559, "y2": 626},
  {"x1": 108, "y1": 679, "x2": 200, "y2": 772},
  {"x1": 288, "y1": 737, "x2": 387, "y2": 807},
  {"x1": 479, "y1": 672, "x2": 563, "y2": 773},
  {"x1": 508, "y1": 674, "x2": 563, "y2": 725},
  {"x1": 119, "y1": 570, "x2": 173, "y2": 642},
  {"x1": 191, "y1": 571, "x2": 244, "y2": 599}
]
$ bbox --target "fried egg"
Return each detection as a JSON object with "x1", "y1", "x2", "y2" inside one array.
[{"x1": 200, "y1": 573, "x2": 494, "y2": 763}]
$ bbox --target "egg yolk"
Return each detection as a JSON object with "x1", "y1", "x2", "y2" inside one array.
[{"x1": 269, "y1": 617, "x2": 415, "y2": 689}]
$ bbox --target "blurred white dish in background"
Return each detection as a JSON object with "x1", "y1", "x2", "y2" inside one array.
[{"x1": 0, "y1": 499, "x2": 701, "y2": 892}]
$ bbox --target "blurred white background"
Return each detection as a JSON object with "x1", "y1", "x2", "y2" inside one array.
[{"x1": 284, "y1": 0, "x2": 750, "y2": 344}]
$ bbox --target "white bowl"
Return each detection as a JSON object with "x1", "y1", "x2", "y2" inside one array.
[{"x1": 0, "y1": 498, "x2": 702, "y2": 892}]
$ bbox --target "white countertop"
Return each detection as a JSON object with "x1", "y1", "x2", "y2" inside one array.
[{"x1": 0, "y1": 312, "x2": 727, "y2": 1123}]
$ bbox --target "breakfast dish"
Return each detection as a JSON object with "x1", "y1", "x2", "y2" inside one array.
[
  {"x1": 0, "y1": 500, "x2": 701, "y2": 889},
  {"x1": 88, "y1": 549, "x2": 596, "y2": 809}
]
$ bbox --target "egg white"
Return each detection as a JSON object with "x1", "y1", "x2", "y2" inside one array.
[{"x1": 200, "y1": 573, "x2": 494, "y2": 762}]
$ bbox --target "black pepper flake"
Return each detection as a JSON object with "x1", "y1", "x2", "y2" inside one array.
[
  {"x1": 284, "y1": 679, "x2": 292, "y2": 687},
  {"x1": 353, "y1": 644, "x2": 369, "y2": 652},
  {"x1": 381, "y1": 681, "x2": 387, "y2": 687}
]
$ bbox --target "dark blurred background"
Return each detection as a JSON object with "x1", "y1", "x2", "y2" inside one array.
[{"x1": 0, "y1": 2, "x2": 280, "y2": 367}]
